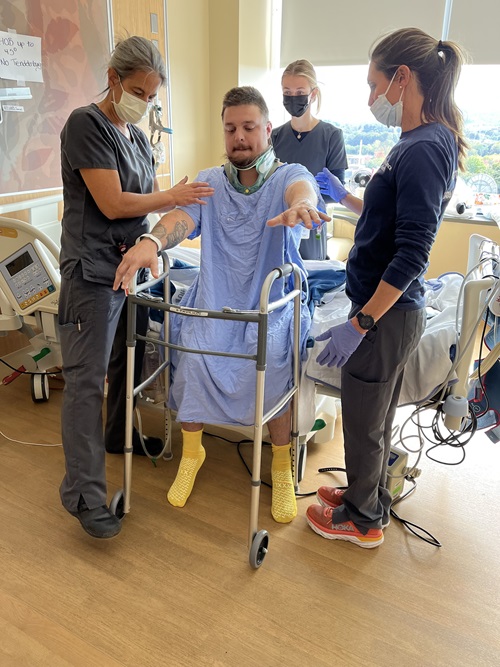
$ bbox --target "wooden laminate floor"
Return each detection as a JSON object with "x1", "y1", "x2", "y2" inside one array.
[{"x1": 0, "y1": 372, "x2": 499, "y2": 667}]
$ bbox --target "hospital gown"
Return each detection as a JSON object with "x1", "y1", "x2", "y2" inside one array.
[{"x1": 168, "y1": 163, "x2": 315, "y2": 425}]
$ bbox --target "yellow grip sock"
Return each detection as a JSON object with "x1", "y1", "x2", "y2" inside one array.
[
  {"x1": 271, "y1": 443, "x2": 297, "y2": 523},
  {"x1": 167, "y1": 429, "x2": 206, "y2": 507}
]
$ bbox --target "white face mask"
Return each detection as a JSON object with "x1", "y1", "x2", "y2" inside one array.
[
  {"x1": 370, "y1": 71, "x2": 404, "y2": 128},
  {"x1": 112, "y1": 81, "x2": 150, "y2": 124}
]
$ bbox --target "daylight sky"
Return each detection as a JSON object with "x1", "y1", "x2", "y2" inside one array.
[{"x1": 314, "y1": 64, "x2": 500, "y2": 126}]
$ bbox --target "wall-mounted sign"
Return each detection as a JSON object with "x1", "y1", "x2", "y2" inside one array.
[{"x1": 0, "y1": 30, "x2": 43, "y2": 83}]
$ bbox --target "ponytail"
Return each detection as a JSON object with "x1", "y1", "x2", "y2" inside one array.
[
  {"x1": 424, "y1": 40, "x2": 468, "y2": 170},
  {"x1": 370, "y1": 28, "x2": 469, "y2": 170}
]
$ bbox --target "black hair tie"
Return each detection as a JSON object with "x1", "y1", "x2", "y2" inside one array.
[{"x1": 438, "y1": 39, "x2": 444, "y2": 51}]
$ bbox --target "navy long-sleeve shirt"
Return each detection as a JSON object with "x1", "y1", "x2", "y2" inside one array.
[{"x1": 346, "y1": 122, "x2": 458, "y2": 310}]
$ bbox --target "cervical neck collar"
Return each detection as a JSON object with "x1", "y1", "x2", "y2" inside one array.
[{"x1": 224, "y1": 145, "x2": 279, "y2": 195}]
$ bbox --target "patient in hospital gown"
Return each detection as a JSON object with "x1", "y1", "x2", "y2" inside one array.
[
  {"x1": 114, "y1": 86, "x2": 328, "y2": 523},
  {"x1": 168, "y1": 163, "x2": 312, "y2": 425}
]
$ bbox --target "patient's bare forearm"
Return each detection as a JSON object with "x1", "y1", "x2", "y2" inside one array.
[
  {"x1": 286, "y1": 180, "x2": 318, "y2": 209},
  {"x1": 151, "y1": 219, "x2": 190, "y2": 249}
]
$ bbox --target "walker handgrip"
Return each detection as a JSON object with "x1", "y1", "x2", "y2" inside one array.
[
  {"x1": 134, "y1": 270, "x2": 170, "y2": 293},
  {"x1": 275, "y1": 263, "x2": 294, "y2": 278}
]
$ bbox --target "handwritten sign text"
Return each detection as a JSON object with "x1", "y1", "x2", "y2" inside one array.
[{"x1": 0, "y1": 31, "x2": 43, "y2": 83}]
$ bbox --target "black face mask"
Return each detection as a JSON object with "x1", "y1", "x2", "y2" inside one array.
[{"x1": 283, "y1": 94, "x2": 310, "y2": 118}]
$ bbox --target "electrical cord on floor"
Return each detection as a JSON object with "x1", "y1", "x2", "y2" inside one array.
[
  {"x1": 0, "y1": 428, "x2": 62, "y2": 447},
  {"x1": 317, "y1": 466, "x2": 348, "y2": 475},
  {"x1": 209, "y1": 434, "x2": 272, "y2": 488},
  {"x1": 294, "y1": 488, "x2": 318, "y2": 498},
  {"x1": 390, "y1": 478, "x2": 441, "y2": 547},
  {"x1": 0, "y1": 357, "x2": 62, "y2": 377},
  {"x1": 213, "y1": 434, "x2": 442, "y2": 542},
  {"x1": 209, "y1": 433, "x2": 318, "y2": 495},
  {"x1": 316, "y1": 465, "x2": 442, "y2": 547}
]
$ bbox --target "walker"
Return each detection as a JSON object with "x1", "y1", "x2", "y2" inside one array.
[{"x1": 110, "y1": 254, "x2": 303, "y2": 569}]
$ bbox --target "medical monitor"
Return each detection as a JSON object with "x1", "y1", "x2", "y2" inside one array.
[{"x1": 0, "y1": 242, "x2": 57, "y2": 312}]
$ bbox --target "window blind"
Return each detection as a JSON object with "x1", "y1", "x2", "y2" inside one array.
[
  {"x1": 448, "y1": 0, "x2": 500, "y2": 64},
  {"x1": 280, "y1": 0, "x2": 447, "y2": 67}
]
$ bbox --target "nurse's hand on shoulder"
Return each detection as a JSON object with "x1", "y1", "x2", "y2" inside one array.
[
  {"x1": 168, "y1": 176, "x2": 214, "y2": 207},
  {"x1": 267, "y1": 202, "x2": 330, "y2": 229},
  {"x1": 315, "y1": 320, "x2": 364, "y2": 368},
  {"x1": 113, "y1": 239, "x2": 159, "y2": 292}
]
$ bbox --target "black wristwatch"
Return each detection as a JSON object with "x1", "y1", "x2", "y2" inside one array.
[{"x1": 356, "y1": 311, "x2": 375, "y2": 331}]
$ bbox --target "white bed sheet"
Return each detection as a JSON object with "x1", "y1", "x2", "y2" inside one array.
[{"x1": 306, "y1": 272, "x2": 463, "y2": 406}]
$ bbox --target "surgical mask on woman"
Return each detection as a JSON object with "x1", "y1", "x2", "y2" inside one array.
[
  {"x1": 112, "y1": 81, "x2": 151, "y2": 124},
  {"x1": 370, "y1": 71, "x2": 404, "y2": 128},
  {"x1": 283, "y1": 94, "x2": 310, "y2": 118}
]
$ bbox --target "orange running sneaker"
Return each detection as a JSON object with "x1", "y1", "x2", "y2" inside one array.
[
  {"x1": 316, "y1": 486, "x2": 345, "y2": 508},
  {"x1": 316, "y1": 488, "x2": 390, "y2": 529},
  {"x1": 306, "y1": 504, "x2": 384, "y2": 548}
]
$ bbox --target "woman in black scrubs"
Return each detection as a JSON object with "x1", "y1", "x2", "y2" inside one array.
[{"x1": 271, "y1": 59, "x2": 348, "y2": 260}]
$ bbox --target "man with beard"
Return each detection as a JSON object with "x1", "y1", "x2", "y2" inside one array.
[{"x1": 114, "y1": 86, "x2": 328, "y2": 523}]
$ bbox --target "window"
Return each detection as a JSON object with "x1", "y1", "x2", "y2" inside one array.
[{"x1": 457, "y1": 65, "x2": 500, "y2": 204}]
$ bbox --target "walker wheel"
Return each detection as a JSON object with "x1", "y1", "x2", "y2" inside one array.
[
  {"x1": 249, "y1": 530, "x2": 269, "y2": 569},
  {"x1": 110, "y1": 490, "x2": 125, "y2": 520},
  {"x1": 31, "y1": 374, "x2": 49, "y2": 403}
]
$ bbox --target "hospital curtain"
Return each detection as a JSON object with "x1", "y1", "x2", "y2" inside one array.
[{"x1": 280, "y1": 0, "x2": 446, "y2": 66}]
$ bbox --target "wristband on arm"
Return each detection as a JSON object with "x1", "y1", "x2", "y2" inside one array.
[{"x1": 138, "y1": 233, "x2": 162, "y2": 252}]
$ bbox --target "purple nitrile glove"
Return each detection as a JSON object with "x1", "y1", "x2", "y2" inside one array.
[
  {"x1": 315, "y1": 320, "x2": 364, "y2": 368},
  {"x1": 315, "y1": 168, "x2": 349, "y2": 203}
]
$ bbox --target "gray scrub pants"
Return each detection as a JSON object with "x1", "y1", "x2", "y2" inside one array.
[
  {"x1": 334, "y1": 305, "x2": 426, "y2": 532},
  {"x1": 58, "y1": 263, "x2": 147, "y2": 513}
]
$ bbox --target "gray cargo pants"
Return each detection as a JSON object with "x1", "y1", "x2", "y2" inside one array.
[
  {"x1": 58, "y1": 263, "x2": 147, "y2": 513},
  {"x1": 333, "y1": 305, "x2": 426, "y2": 532}
]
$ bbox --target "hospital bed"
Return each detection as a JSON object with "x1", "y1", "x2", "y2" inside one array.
[{"x1": 142, "y1": 240, "x2": 497, "y2": 418}]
